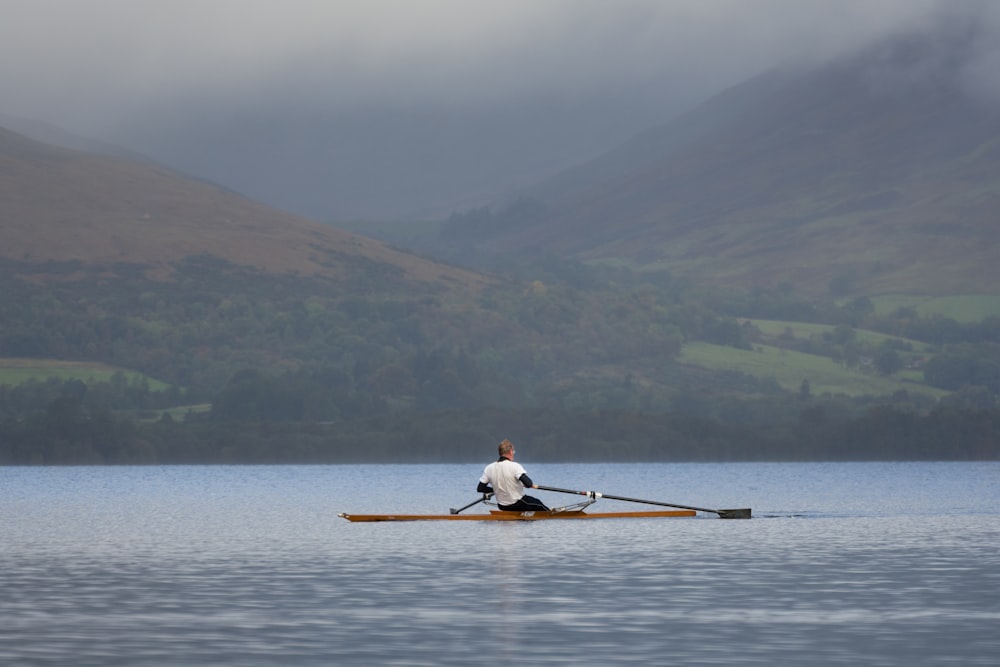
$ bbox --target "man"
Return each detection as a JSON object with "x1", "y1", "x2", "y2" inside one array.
[{"x1": 477, "y1": 439, "x2": 549, "y2": 512}]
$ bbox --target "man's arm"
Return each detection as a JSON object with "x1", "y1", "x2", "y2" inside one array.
[{"x1": 477, "y1": 481, "x2": 494, "y2": 495}]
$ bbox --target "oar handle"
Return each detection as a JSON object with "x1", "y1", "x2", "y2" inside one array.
[{"x1": 536, "y1": 485, "x2": 751, "y2": 519}]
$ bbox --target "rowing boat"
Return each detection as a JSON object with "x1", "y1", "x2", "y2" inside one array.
[
  {"x1": 340, "y1": 485, "x2": 750, "y2": 522},
  {"x1": 339, "y1": 509, "x2": 697, "y2": 522}
]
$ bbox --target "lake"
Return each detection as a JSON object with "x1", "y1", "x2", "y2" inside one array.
[{"x1": 2, "y1": 462, "x2": 998, "y2": 666}]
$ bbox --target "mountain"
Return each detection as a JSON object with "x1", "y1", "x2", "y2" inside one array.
[
  {"x1": 3, "y1": 108, "x2": 997, "y2": 465},
  {"x1": 0, "y1": 126, "x2": 488, "y2": 288},
  {"x1": 468, "y1": 28, "x2": 1000, "y2": 298},
  {"x1": 0, "y1": 112, "x2": 150, "y2": 162}
]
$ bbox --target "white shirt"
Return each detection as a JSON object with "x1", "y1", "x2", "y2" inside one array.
[{"x1": 479, "y1": 458, "x2": 528, "y2": 506}]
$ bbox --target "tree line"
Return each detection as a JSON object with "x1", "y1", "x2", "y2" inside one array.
[
  {"x1": 1, "y1": 255, "x2": 998, "y2": 464},
  {"x1": 1, "y1": 378, "x2": 996, "y2": 464}
]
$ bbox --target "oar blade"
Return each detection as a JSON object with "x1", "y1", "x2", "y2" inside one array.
[{"x1": 717, "y1": 508, "x2": 752, "y2": 519}]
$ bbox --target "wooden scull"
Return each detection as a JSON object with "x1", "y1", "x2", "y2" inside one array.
[{"x1": 338, "y1": 509, "x2": 697, "y2": 522}]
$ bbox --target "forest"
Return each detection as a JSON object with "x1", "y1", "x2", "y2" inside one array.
[{"x1": 1, "y1": 255, "x2": 998, "y2": 464}]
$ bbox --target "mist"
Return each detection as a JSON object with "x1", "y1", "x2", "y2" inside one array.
[{"x1": 3, "y1": 0, "x2": 995, "y2": 220}]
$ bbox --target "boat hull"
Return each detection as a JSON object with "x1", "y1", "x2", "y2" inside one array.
[{"x1": 338, "y1": 509, "x2": 697, "y2": 522}]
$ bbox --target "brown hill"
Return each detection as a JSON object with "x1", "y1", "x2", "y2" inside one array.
[
  {"x1": 0, "y1": 126, "x2": 488, "y2": 288},
  {"x1": 487, "y1": 28, "x2": 1000, "y2": 297}
]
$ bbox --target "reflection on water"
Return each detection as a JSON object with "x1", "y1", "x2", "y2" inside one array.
[{"x1": 1, "y1": 463, "x2": 998, "y2": 666}]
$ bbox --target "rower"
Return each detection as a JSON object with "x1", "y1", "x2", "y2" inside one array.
[{"x1": 477, "y1": 439, "x2": 549, "y2": 512}]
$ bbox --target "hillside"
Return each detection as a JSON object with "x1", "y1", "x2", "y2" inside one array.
[
  {"x1": 457, "y1": 28, "x2": 1000, "y2": 298},
  {"x1": 0, "y1": 127, "x2": 489, "y2": 289},
  {"x1": 3, "y1": 56, "x2": 998, "y2": 463}
]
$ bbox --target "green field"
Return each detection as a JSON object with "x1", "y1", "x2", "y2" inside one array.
[
  {"x1": 869, "y1": 294, "x2": 1000, "y2": 323},
  {"x1": 678, "y1": 341, "x2": 946, "y2": 399},
  {"x1": 746, "y1": 319, "x2": 933, "y2": 351},
  {"x1": 0, "y1": 358, "x2": 169, "y2": 390}
]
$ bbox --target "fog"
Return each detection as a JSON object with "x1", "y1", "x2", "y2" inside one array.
[{"x1": 2, "y1": 0, "x2": 995, "y2": 219}]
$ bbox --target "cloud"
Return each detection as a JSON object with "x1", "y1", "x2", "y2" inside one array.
[
  {"x1": 1, "y1": 0, "x2": 950, "y2": 124},
  {"x1": 957, "y1": 3, "x2": 1000, "y2": 103},
  {"x1": 2, "y1": 0, "x2": 987, "y2": 219}
]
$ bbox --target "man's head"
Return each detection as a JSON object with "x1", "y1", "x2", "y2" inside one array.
[{"x1": 498, "y1": 439, "x2": 514, "y2": 459}]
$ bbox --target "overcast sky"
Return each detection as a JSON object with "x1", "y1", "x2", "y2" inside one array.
[{"x1": 0, "y1": 0, "x2": 991, "y2": 219}]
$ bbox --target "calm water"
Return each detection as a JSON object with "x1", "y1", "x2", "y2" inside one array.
[{"x1": 2, "y1": 462, "x2": 998, "y2": 666}]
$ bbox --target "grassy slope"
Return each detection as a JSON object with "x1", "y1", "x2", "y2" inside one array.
[
  {"x1": 0, "y1": 127, "x2": 490, "y2": 290},
  {"x1": 0, "y1": 358, "x2": 169, "y2": 390},
  {"x1": 678, "y1": 341, "x2": 945, "y2": 399},
  {"x1": 869, "y1": 294, "x2": 1000, "y2": 323},
  {"x1": 685, "y1": 318, "x2": 944, "y2": 398},
  {"x1": 747, "y1": 319, "x2": 933, "y2": 351}
]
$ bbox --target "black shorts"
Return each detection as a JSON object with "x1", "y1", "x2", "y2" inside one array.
[{"x1": 498, "y1": 495, "x2": 549, "y2": 512}]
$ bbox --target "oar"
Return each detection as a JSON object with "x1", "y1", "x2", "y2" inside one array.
[
  {"x1": 450, "y1": 495, "x2": 490, "y2": 515},
  {"x1": 537, "y1": 485, "x2": 751, "y2": 519}
]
